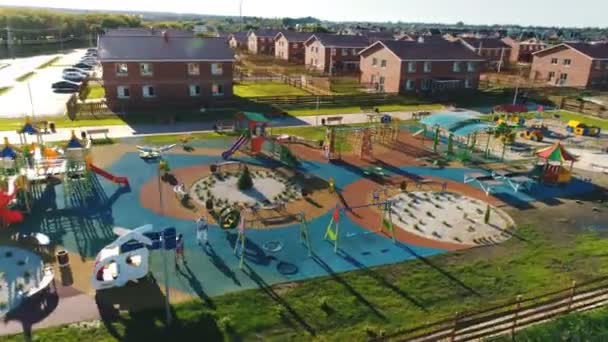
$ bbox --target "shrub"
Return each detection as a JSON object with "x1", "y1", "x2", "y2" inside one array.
[
  {"x1": 238, "y1": 166, "x2": 253, "y2": 190},
  {"x1": 218, "y1": 315, "x2": 233, "y2": 331}
]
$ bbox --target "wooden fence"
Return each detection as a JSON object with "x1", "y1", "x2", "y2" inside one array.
[
  {"x1": 560, "y1": 97, "x2": 608, "y2": 118},
  {"x1": 375, "y1": 276, "x2": 608, "y2": 341},
  {"x1": 247, "y1": 93, "x2": 401, "y2": 106}
]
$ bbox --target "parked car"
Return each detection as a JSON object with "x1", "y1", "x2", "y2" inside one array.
[
  {"x1": 63, "y1": 72, "x2": 87, "y2": 82},
  {"x1": 86, "y1": 48, "x2": 97, "y2": 53},
  {"x1": 52, "y1": 80, "x2": 81, "y2": 92},
  {"x1": 63, "y1": 67, "x2": 90, "y2": 76},
  {"x1": 80, "y1": 58, "x2": 97, "y2": 64},
  {"x1": 85, "y1": 51, "x2": 98, "y2": 57},
  {"x1": 73, "y1": 63, "x2": 93, "y2": 70}
]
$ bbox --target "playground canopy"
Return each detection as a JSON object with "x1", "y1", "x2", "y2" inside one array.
[
  {"x1": 535, "y1": 142, "x2": 577, "y2": 163},
  {"x1": 236, "y1": 111, "x2": 272, "y2": 123},
  {"x1": 420, "y1": 112, "x2": 494, "y2": 137}
]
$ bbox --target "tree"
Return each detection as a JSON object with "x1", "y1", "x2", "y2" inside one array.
[{"x1": 238, "y1": 167, "x2": 253, "y2": 191}]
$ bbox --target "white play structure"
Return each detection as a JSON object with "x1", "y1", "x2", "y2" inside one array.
[
  {"x1": 92, "y1": 224, "x2": 154, "y2": 291},
  {"x1": 136, "y1": 144, "x2": 176, "y2": 160}
]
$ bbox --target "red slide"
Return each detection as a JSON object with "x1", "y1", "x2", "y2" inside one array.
[
  {"x1": 0, "y1": 191, "x2": 23, "y2": 227},
  {"x1": 89, "y1": 163, "x2": 129, "y2": 186}
]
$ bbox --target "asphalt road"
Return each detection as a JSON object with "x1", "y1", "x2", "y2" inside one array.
[{"x1": 0, "y1": 49, "x2": 90, "y2": 118}]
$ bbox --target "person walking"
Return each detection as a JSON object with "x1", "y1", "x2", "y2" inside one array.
[{"x1": 175, "y1": 233, "x2": 185, "y2": 267}]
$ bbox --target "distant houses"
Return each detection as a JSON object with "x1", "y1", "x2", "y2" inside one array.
[
  {"x1": 359, "y1": 40, "x2": 484, "y2": 94},
  {"x1": 304, "y1": 34, "x2": 370, "y2": 74},
  {"x1": 458, "y1": 37, "x2": 511, "y2": 70},
  {"x1": 228, "y1": 32, "x2": 248, "y2": 50},
  {"x1": 274, "y1": 31, "x2": 312, "y2": 63},
  {"x1": 502, "y1": 37, "x2": 548, "y2": 64},
  {"x1": 530, "y1": 42, "x2": 608, "y2": 88},
  {"x1": 98, "y1": 32, "x2": 235, "y2": 110},
  {"x1": 247, "y1": 29, "x2": 280, "y2": 55}
]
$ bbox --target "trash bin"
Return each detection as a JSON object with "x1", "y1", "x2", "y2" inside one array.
[
  {"x1": 49, "y1": 122, "x2": 56, "y2": 133},
  {"x1": 57, "y1": 250, "x2": 70, "y2": 268}
]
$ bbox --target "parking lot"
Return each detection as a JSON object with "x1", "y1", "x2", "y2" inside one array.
[{"x1": 0, "y1": 49, "x2": 93, "y2": 118}]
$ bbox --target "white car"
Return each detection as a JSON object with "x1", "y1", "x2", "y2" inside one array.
[
  {"x1": 63, "y1": 72, "x2": 87, "y2": 82},
  {"x1": 63, "y1": 67, "x2": 90, "y2": 76}
]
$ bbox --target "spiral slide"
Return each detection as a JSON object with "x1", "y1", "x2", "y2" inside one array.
[
  {"x1": 222, "y1": 135, "x2": 249, "y2": 160},
  {"x1": 88, "y1": 164, "x2": 129, "y2": 186}
]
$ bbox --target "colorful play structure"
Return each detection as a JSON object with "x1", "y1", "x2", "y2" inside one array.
[
  {"x1": 534, "y1": 142, "x2": 577, "y2": 184},
  {"x1": 323, "y1": 117, "x2": 399, "y2": 161},
  {"x1": 420, "y1": 112, "x2": 494, "y2": 158},
  {"x1": 566, "y1": 120, "x2": 601, "y2": 137},
  {"x1": 0, "y1": 122, "x2": 129, "y2": 228}
]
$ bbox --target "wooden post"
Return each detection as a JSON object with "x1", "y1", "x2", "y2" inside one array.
[
  {"x1": 567, "y1": 280, "x2": 577, "y2": 312},
  {"x1": 511, "y1": 295, "x2": 523, "y2": 339},
  {"x1": 450, "y1": 312, "x2": 460, "y2": 342}
]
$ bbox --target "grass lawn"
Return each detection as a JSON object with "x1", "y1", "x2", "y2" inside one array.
[
  {"x1": 285, "y1": 103, "x2": 444, "y2": 116},
  {"x1": 234, "y1": 82, "x2": 310, "y2": 97},
  {"x1": 481, "y1": 110, "x2": 608, "y2": 130},
  {"x1": 85, "y1": 83, "x2": 106, "y2": 99},
  {"x1": 36, "y1": 56, "x2": 61, "y2": 69},
  {"x1": 15, "y1": 71, "x2": 35, "y2": 82},
  {"x1": 491, "y1": 307, "x2": 608, "y2": 341},
  {"x1": 0, "y1": 87, "x2": 11, "y2": 96}
]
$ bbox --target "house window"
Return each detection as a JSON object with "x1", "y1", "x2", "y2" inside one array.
[
  {"x1": 548, "y1": 71, "x2": 556, "y2": 81},
  {"x1": 381, "y1": 60, "x2": 387, "y2": 68},
  {"x1": 352, "y1": 48, "x2": 357, "y2": 55},
  {"x1": 142, "y1": 85, "x2": 155, "y2": 98},
  {"x1": 370, "y1": 75, "x2": 376, "y2": 84},
  {"x1": 115, "y1": 63, "x2": 128, "y2": 76},
  {"x1": 405, "y1": 79, "x2": 415, "y2": 90},
  {"x1": 139, "y1": 63, "x2": 153, "y2": 76},
  {"x1": 331, "y1": 48, "x2": 337, "y2": 56},
  {"x1": 467, "y1": 62, "x2": 477, "y2": 72},
  {"x1": 551, "y1": 58, "x2": 558, "y2": 65},
  {"x1": 117, "y1": 86, "x2": 129, "y2": 99},
  {"x1": 559, "y1": 73, "x2": 568, "y2": 83},
  {"x1": 212, "y1": 83, "x2": 224, "y2": 96},
  {"x1": 595, "y1": 60, "x2": 602, "y2": 70},
  {"x1": 342, "y1": 49, "x2": 348, "y2": 56},
  {"x1": 188, "y1": 63, "x2": 200, "y2": 75},
  {"x1": 563, "y1": 59, "x2": 572, "y2": 66},
  {"x1": 453, "y1": 61, "x2": 463, "y2": 72},
  {"x1": 464, "y1": 79, "x2": 473, "y2": 88},
  {"x1": 211, "y1": 63, "x2": 223, "y2": 76},
  {"x1": 372, "y1": 58, "x2": 378, "y2": 66},
  {"x1": 379, "y1": 76, "x2": 385, "y2": 85},
  {"x1": 424, "y1": 61, "x2": 432, "y2": 72},
  {"x1": 189, "y1": 85, "x2": 201, "y2": 97},
  {"x1": 421, "y1": 79, "x2": 431, "y2": 90},
  {"x1": 407, "y1": 61, "x2": 416, "y2": 72}
]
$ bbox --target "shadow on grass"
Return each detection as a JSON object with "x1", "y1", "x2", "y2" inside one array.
[
  {"x1": 242, "y1": 263, "x2": 316, "y2": 336},
  {"x1": 3, "y1": 281, "x2": 59, "y2": 341}
]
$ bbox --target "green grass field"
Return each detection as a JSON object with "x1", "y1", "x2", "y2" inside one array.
[
  {"x1": 85, "y1": 83, "x2": 106, "y2": 99},
  {"x1": 0, "y1": 87, "x2": 11, "y2": 96},
  {"x1": 234, "y1": 82, "x2": 310, "y2": 97}
]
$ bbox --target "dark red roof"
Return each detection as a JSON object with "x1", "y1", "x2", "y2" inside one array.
[
  {"x1": 306, "y1": 34, "x2": 370, "y2": 48},
  {"x1": 362, "y1": 40, "x2": 485, "y2": 61},
  {"x1": 275, "y1": 31, "x2": 314, "y2": 42},
  {"x1": 566, "y1": 42, "x2": 608, "y2": 59}
]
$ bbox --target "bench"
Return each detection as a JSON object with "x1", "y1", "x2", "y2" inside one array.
[
  {"x1": 87, "y1": 128, "x2": 110, "y2": 140},
  {"x1": 324, "y1": 116, "x2": 343, "y2": 126}
]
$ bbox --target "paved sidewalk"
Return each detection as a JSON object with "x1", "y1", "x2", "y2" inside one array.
[{"x1": 0, "y1": 110, "x2": 429, "y2": 143}]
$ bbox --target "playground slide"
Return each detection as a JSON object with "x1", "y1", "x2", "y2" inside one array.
[
  {"x1": 0, "y1": 177, "x2": 23, "y2": 226},
  {"x1": 89, "y1": 164, "x2": 129, "y2": 186},
  {"x1": 221, "y1": 135, "x2": 249, "y2": 160}
]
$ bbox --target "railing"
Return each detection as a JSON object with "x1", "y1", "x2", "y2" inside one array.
[{"x1": 376, "y1": 276, "x2": 608, "y2": 341}]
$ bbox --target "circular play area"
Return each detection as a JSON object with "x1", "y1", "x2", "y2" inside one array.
[
  {"x1": 191, "y1": 168, "x2": 302, "y2": 208},
  {"x1": 390, "y1": 191, "x2": 515, "y2": 246},
  {"x1": 0, "y1": 246, "x2": 45, "y2": 317}
]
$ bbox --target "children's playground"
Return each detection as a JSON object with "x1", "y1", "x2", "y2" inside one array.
[{"x1": 0, "y1": 108, "x2": 605, "y2": 339}]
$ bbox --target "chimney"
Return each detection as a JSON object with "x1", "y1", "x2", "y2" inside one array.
[
  {"x1": 162, "y1": 30, "x2": 168, "y2": 42},
  {"x1": 417, "y1": 36, "x2": 425, "y2": 43}
]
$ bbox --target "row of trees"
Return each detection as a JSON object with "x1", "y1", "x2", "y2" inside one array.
[{"x1": 0, "y1": 8, "x2": 142, "y2": 41}]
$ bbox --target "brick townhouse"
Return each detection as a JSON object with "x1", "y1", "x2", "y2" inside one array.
[
  {"x1": 502, "y1": 37, "x2": 548, "y2": 64},
  {"x1": 227, "y1": 32, "x2": 248, "y2": 49},
  {"x1": 247, "y1": 29, "x2": 280, "y2": 55},
  {"x1": 304, "y1": 34, "x2": 370, "y2": 74},
  {"x1": 530, "y1": 42, "x2": 608, "y2": 88},
  {"x1": 98, "y1": 33, "x2": 235, "y2": 110},
  {"x1": 274, "y1": 31, "x2": 313, "y2": 63},
  {"x1": 359, "y1": 40, "x2": 484, "y2": 94},
  {"x1": 458, "y1": 37, "x2": 511, "y2": 69}
]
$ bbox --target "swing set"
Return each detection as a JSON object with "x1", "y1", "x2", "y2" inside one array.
[{"x1": 324, "y1": 200, "x2": 396, "y2": 253}]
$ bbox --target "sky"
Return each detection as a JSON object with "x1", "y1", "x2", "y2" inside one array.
[{"x1": 0, "y1": 0, "x2": 606, "y2": 28}]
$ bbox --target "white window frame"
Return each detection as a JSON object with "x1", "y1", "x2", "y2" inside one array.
[
  {"x1": 407, "y1": 61, "x2": 416, "y2": 72},
  {"x1": 370, "y1": 75, "x2": 376, "y2": 84},
  {"x1": 139, "y1": 63, "x2": 153, "y2": 76},
  {"x1": 188, "y1": 63, "x2": 200, "y2": 76},
  {"x1": 351, "y1": 48, "x2": 357, "y2": 55},
  {"x1": 405, "y1": 79, "x2": 415, "y2": 90},
  {"x1": 379, "y1": 76, "x2": 385, "y2": 85},
  {"x1": 548, "y1": 71, "x2": 555, "y2": 81},
  {"x1": 464, "y1": 79, "x2": 473, "y2": 88},
  {"x1": 331, "y1": 48, "x2": 337, "y2": 56},
  {"x1": 189, "y1": 84, "x2": 201, "y2": 97},
  {"x1": 372, "y1": 58, "x2": 378, "y2": 67},
  {"x1": 424, "y1": 61, "x2": 432, "y2": 73},
  {"x1": 211, "y1": 63, "x2": 223, "y2": 76},
  {"x1": 342, "y1": 49, "x2": 348, "y2": 56},
  {"x1": 115, "y1": 63, "x2": 128, "y2": 76},
  {"x1": 117, "y1": 86, "x2": 129, "y2": 99},
  {"x1": 563, "y1": 59, "x2": 572, "y2": 67},
  {"x1": 421, "y1": 79, "x2": 431, "y2": 91},
  {"x1": 212, "y1": 83, "x2": 224, "y2": 96},
  {"x1": 380, "y1": 60, "x2": 387, "y2": 68},
  {"x1": 467, "y1": 62, "x2": 476, "y2": 72},
  {"x1": 453, "y1": 61, "x2": 463, "y2": 72},
  {"x1": 142, "y1": 85, "x2": 156, "y2": 98},
  {"x1": 551, "y1": 58, "x2": 558, "y2": 65}
]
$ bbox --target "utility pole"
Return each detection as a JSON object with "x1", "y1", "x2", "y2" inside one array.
[
  {"x1": 497, "y1": 47, "x2": 505, "y2": 73},
  {"x1": 239, "y1": 0, "x2": 244, "y2": 32}
]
